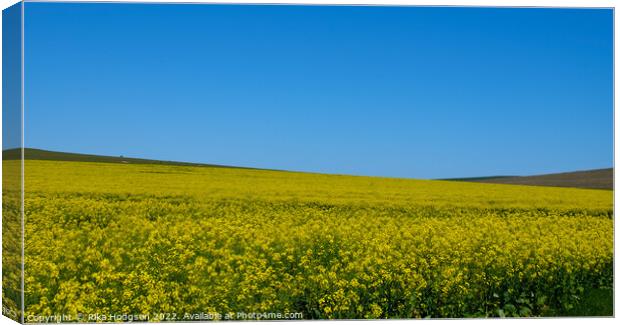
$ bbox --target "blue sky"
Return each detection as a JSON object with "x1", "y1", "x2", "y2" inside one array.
[
  {"x1": 23, "y1": 3, "x2": 612, "y2": 179},
  {"x1": 2, "y1": 2, "x2": 21, "y2": 150}
]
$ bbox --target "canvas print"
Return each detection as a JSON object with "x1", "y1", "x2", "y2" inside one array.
[{"x1": 1, "y1": 1, "x2": 614, "y2": 322}]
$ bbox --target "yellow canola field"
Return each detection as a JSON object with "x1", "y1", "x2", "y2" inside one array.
[{"x1": 6, "y1": 160, "x2": 613, "y2": 319}]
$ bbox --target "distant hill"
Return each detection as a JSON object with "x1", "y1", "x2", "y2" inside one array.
[
  {"x1": 2, "y1": 148, "x2": 256, "y2": 170},
  {"x1": 449, "y1": 168, "x2": 613, "y2": 190}
]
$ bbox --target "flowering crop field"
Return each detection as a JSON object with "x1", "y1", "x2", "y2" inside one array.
[{"x1": 4, "y1": 159, "x2": 613, "y2": 319}]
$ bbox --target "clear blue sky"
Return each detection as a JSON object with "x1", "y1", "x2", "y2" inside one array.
[
  {"x1": 2, "y1": 2, "x2": 21, "y2": 150},
  {"x1": 24, "y1": 3, "x2": 613, "y2": 179}
]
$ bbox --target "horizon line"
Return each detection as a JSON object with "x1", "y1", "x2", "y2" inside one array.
[{"x1": 1, "y1": 147, "x2": 613, "y2": 181}]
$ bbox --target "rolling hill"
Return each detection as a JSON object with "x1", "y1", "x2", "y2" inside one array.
[
  {"x1": 450, "y1": 168, "x2": 613, "y2": 190},
  {"x1": 2, "y1": 148, "x2": 256, "y2": 169},
  {"x1": 3, "y1": 148, "x2": 613, "y2": 190}
]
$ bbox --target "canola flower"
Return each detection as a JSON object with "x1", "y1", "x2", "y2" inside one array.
[{"x1": 2, "y1": 160, "x2": 614, "y2": 319}]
